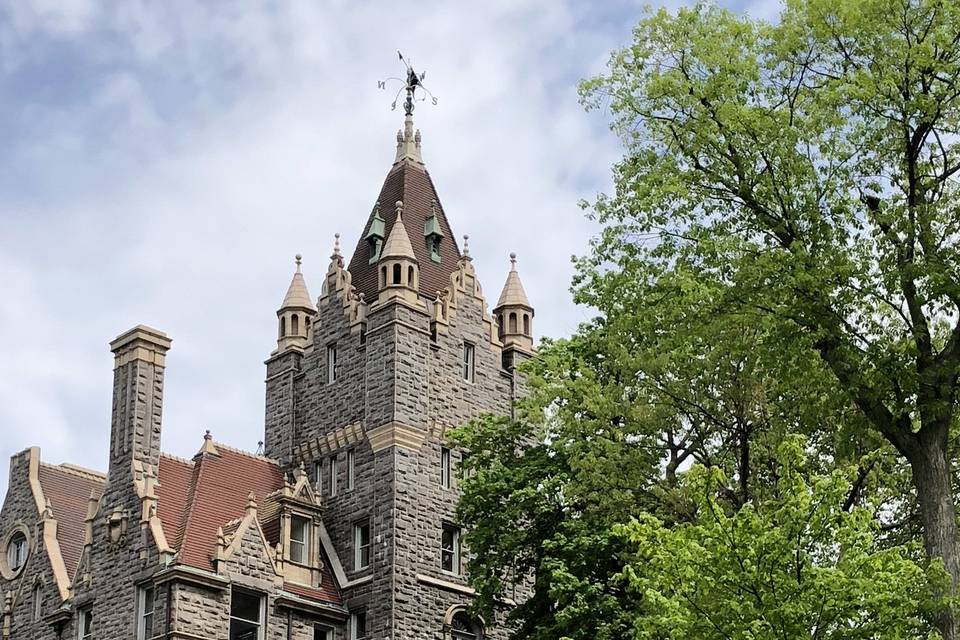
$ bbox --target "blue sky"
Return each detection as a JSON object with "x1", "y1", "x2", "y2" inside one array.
[{"x1": 0, "y1": 0, "x2": 776, "y2": 497}]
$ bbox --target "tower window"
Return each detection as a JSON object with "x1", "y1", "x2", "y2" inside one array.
[
  {"x1": 441, "y1": 524, "x2": 461, "y2": 574},
  {"x1": 330, "y1": 455, "x2": 339, "y2": 497},
  {"x1": 137, "y1": 585, "x2": 155, "y2": 640},
  {"x1": 290, "y1": 516, "x2": 311, "y2": 565},
  {"x1": 354, "y1": 521, "x2": 371, "y2": 570},
  {"x1": 380, "y1": 265, "x2": 387, "y2": 287},
  {"x1": 33, "y1": 583, "x2": 43, "y2": 622},
  {"x1": 229, "y1": 588, "x2": 263, "y2": 640},
  {"x1": 292, "y1": 314, "x2": 300, "y2": 335},
  {"x1": 280, "y1": 316, "x2": 287, "y2": 338},
  {"x1": 78, "y1": 606, "x2": 93, "y2": 640},
  {"x1": 392, "y1": 263, "x2": 402, "y2": 285},
  {"x1": 350, "y1": 611, "x2": 367, "y2": 640},
  {"x1": 314, "y1": 460, "x2": 323, "y2": 490},
  {"x1": 462, "y1": 343, "x2": 475, "y2": 383},
  {"x1": 347, "y1": 449, "x2": 356, "y2": 491},
  {"x1": 441, "y1": 447, "x2": 451, "y2": 489},
  {"x1": 509, "y1": 312, "x2": 518, "y2": 333},
  {"x1": 327, "y1": 343, "x2": 337, "y2": 384},
  {"x1": 523, "y1": 314, "x2": 530, "y2": 335},
  {"x1": 408, "y1": 265, "x2": 415, "y2": 288}
]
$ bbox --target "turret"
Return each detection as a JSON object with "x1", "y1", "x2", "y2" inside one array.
[
  {"x1": 494, "y1": 253, "x2": 535, "y2": 367},
  {"x1": 275, "y1": 254, "x2": 316, "y2": 355},
  {"x1": 377, "y1": 200, "x2": 419, "y2": 305}
]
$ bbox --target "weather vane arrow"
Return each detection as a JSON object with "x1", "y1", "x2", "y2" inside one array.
[{"x1": 378, "y1": 51, "x2": 438, "y2": 115}]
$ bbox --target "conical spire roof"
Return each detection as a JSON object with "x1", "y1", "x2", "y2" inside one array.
[
  {"x1": 496, "y1": 253, "x2": 531, "y2": 309},
  {"x1": 379, "y1": 202, "x2": 418, "y2": 262},
  {"x1": 347, "y1": 116, "x2": 462, "y2": 300},
  {"x1": 280, "y1": 255, "x2": 316, "y2": 310}
]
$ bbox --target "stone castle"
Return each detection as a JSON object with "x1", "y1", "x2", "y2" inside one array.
[{"x1": 0, "y1": 112, "x2": 536, "y2": 640}]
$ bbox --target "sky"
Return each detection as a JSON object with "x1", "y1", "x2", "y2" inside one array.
[{"x1": 0, "y1": 0, "x2": 778, "y2": 498}]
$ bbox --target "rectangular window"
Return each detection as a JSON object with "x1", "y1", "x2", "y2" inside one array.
[
  {"x1": 314, "y1": 626, "x2": 332, "y2": 640},
  {"x1": 347, "y1": 449, "x2": 356, "y2": 491},
  {"x1": 350, "y1": 611, "x2": 367, "y2": 640},
  {"x1": 137, "y1": 586, "x2": 155, "y2": 640},
  {"x1": 77, "y1": 607, "x2": 93, "y2": 640},
  {"x1": 441, "y1": 447, "x2": 452, "y2": 489},
  {"x1": 229, "y1": 588, "x2": 263, "y2": 640},
  {"x1": 327, "y1": 343, "x2": 337, "y2": 384},
  {"x1": 330, "y1": 455, "x2": 338, "y2": 497},
  {"x1": 33, "y1": 584, "x2": 42, "y2": 622},
  {"x1": 442, "y1": 524, "x2": 461, "y2": 574},
  {"x1": 314, "y1": 460, "x2": 323, "y2": 492},
  {"x1": 290, "y1": 516, "x2": 311, "y2": 565},
  {"x1": 462, "y1": 343, "x2": 475, "y2": 382},
  {"x1": 354, "y1": 521, "x2": 371, "y2": 570}
]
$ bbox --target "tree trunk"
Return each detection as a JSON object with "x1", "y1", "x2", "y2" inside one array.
[{"x1": 910, "y1": 430, "x2": 960, "y2": 640}]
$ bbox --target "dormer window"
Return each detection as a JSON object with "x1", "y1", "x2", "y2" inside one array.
[
  {"x1": 424, "y1": 200, "x2": 444, "y2": 264},
  {"x1": 289, "y1": 516, "x2": 311, "y2": 565},
  {"x1": 366, "y1": 204, "x2": 386, "y2": 264}
]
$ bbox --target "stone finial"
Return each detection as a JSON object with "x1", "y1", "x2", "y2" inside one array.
[
  {"x1": 510, "y1": 252, "x2": 517, "y2": 270},
  {"x1": 198, "y1": 430, "x2": 219, "y2": 457},
  {"x1": 394, "y1": 115, "x2": 424, "y2": 164},
  {"x1": 462, "y1": 235, "x2": 471, "y2": 259},
  {"x1": 395, "y1": 200, "x2": 404, "y2": 222},
  {"x1": 295, "y1": 254, "x2": 302, "y2": 272},
  {"x1": 333, "y1": 233, "x2": 341, "y2": 257},
  {"x1": 246, "y1": 493, "x2": 258, "y2": 515}
]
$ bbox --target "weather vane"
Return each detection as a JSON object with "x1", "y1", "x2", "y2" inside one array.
[{"x1": 378, "y1": 51, "x2": 438, "y2": 116}]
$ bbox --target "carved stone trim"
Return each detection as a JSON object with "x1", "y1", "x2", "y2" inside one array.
[{"x1": 366, "y1": 421, "x2": 427, "y2": 453}]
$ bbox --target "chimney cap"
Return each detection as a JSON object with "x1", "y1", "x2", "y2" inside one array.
[{"x1": 109, "y1": 325, "x2": 172, "y2": 359}]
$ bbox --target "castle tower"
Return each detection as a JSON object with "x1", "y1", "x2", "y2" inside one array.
[
  {"x1": 494, "y1": 252, "x2": 536, "y2": 370},
  {"x1": 263, "y1": 111, "x2": 531, "y2": 640}
]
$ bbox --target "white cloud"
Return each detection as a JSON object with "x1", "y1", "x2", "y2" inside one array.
[{"x1": 0, "y1": 0, "x2": 750, "y2": 498}]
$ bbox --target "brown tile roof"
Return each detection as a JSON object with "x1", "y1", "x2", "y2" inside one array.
[
  {"x1": 154, "y1": 444, "x2": 343, "y2": 607},
  {"x1": 347, "y1": 160, "x2": 462, "y2": 301},
  {"x1": 37, "y1": 464, "x2": 105, "y2": 578}
]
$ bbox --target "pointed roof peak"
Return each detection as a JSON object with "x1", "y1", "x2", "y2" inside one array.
[
  {"x1": 496, "y1": 252, "x2": 532, "y2": 310},
  {"x1": 280, "y1": 254, "x2": 316, "y2": 311},
  {"x1": 380, "y1": 200, "x2": 417, "y2": 262}
]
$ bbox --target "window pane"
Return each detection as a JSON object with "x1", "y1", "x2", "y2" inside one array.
[
  {"x1": 347, "y1": 450, "x2": 355, "y2": 490},
  {"x1": 441, "y1": 447, "x2": 451, "y2": 489},
  {"x1": 229, "y1": 619, "x2": 260, "y2": 640},
  {"x1": 230, "y1": 590, "x2": 261, "y2": 623},
  {"x1": 314, "y1": 627, "x2": 330, "y2": 640},
  {"x1": 330, "y1": 456, "x2": 338, "y2": 497}
]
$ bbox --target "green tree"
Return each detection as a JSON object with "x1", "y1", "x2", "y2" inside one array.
[
  {"x1": 573, "y1": 0, "x2": 960, "y2": 636},
  {"x1": 620, "y1": 437, "x2": 943, "y2": 640}
]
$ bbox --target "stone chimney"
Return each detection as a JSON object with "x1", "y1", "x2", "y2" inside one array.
[{"x1": 107, "y1": 326, "x2": 171, "y2": 482}]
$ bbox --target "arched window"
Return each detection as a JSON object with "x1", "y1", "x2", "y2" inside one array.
[
  {"x1": 393, "y1": 264, "x2": 402, "y2": 285},
  {"x1": 450, "y1": 611, "x2": 482, "y2": 640},
  {"x1": 33, "y1": 583, "x2": 42, "y2": 621},
  {"x1": 292, "y1": 314, "x2": 300, "y2": 335},
  {"x1": 508, "y1": 312, "x2": 518, "y2": 333},
  {"x1": 6, "y1": 532, "x2": 27, "y2": 572},
  {"x1": 523, "y1": 314, "x2": 530, "y2": 335},
  {"x1": 305, "y1": 316, "x2": 312, "y2": 337},
  {"x1": 381, "y1": 266, "x2": 388, "y2": 288},
  {"x1": 280, "y1": 316, "x2": 286, "y2": 338},
  {"x1": 408, "y1": 266, "x2": 415, "y2": 288}
]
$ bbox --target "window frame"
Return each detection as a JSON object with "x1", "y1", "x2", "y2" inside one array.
[
  {"x1": 354, "y1": 521, "x2": 371, "y2": 571},
  {"x1": 32, "y1": 583, "x2": 43, "y2": 622},
  {"x1": 350, "y1": 610, "x2": 367, "y2": 640},
  {"x1": 77, "y1": 606, "x2": 93, "y2": 640},
  {"x1": 441, "y1": 524, "x2": 461, "y2": 575},
  {"x1": 462, "y1": 342, "x2": 475, "y2": 383},
  {"x1": 314, "y1": 624, "x2": 334, "y2": 640},
  {"x1": 326, "y1": 343, "x2": 337, "y2": 384},
  {"x1": 347, "y1": 449, "x2": 356, "y2": 491},
  {"x1": 289, "y1": 515, "x2": 311, "y2": 565},
  {"x1": 137, "y1": 585, "x2": 155, "y2": 640},
  {"x1": 6, "y1": 531, "x2": 27, "y2": 572},
  {"x1": 330, "y1": 454, "x2": 339, "y2": 497},
  {"x1": 440, "y1": 447, "x2": 452, "y2": 489},
  {"x1": 228, "y1": 587, "x2": 264, "y2": 640}
]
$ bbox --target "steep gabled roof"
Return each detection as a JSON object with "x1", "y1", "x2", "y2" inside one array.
[
  {"x1": 37, "y1": 463, "x2": 105, "y2": 578},
  {"x1": 347, "y1": 160, "x2": 461, "y2": 300},
  {"x1": 166, "y1": 444, "x2": 284, "y2": 571}
]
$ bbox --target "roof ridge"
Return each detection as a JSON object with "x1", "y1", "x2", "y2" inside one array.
[
  {"x1": 211, "y1": 440, "x2": 281, "y2": 465},
  {"x1": 160, "y1": 452, "x2": 196, "y2": 467},
  {"x1": 43, "y1": 462, "x2": 107, "y2": 482}
]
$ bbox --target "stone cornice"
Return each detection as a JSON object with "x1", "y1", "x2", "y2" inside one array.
[{"x1": 366, "y1": 421, "x2": 427, "y2": 453}]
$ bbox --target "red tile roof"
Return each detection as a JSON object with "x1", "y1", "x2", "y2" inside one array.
[
  {"x1": 347, "y1": 160, "x2": 462, "y2": 301},
  {"x1": 155, "y1": 444, "x2": 343, "y2": 607},
  {"x1": 37, "y1": 464, "x2": 104, "y2": 578}
]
